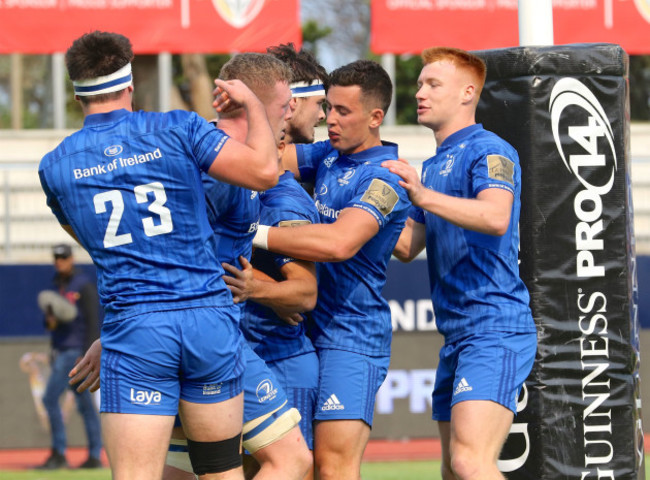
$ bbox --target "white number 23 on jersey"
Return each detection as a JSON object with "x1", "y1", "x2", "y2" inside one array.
[{"x1": 93, "y1": 182, "x2": 173, "y2": 248}]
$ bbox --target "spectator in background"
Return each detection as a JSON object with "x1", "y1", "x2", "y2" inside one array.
[{"x1": 37, "y1": 243, "x2": 102, "y2": 470}]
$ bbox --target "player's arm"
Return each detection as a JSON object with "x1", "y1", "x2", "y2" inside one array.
[
  {"x1": 393, "y1": 217, "x2": 427, "y2": 263},
  {"x1": 383, "y1": 158, "x2": 513, "y2": 236},
  {"x1": 417, "y1": 187, "x2": 513, "y2": 235},
  {"x1": 223, "y1": 255, "x2": 317, "y2": 312},
  {"x1": 207, "y1": 79, "x2": 278, "y2": 190},
  {"x1": 247, "y1": 260, "x2": 317, "y2": 313},
  {"x1": 255, "y1": 207, "x2": 380, "y2": 262}
]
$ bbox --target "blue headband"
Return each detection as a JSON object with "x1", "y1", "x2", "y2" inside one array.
[
  {"x1": 290, "y1": 80, "x2": 325, "y2": 98},
  {"x1": 73, "y1": 63, "x2": 133, "y2": 96}
]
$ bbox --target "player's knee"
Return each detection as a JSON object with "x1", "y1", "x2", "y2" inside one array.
[
  {"x1": 314, "y1": 452, "x2": 357, "y2": 480},
  {"x1": 449, "y1": 449, "x2": 483, "y2": 480},
  {"x1": 187, "y1": 433, "x2": 242, "y2": 475},
  {"x1": 280, "y1": 437, "x2": 312, "y2": 478}
]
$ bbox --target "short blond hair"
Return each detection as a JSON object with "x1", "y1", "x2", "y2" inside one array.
[
  {"x1": 421, "y1": 47, "x2": 486, "y2": 97},
  {"x1": 219, "y1": 53, "x2": 292, "y2": 117}
]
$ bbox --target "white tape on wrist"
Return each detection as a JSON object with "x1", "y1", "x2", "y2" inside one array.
[{"x1": 253, "y1": 225, "x2": 270, "y2": 250}]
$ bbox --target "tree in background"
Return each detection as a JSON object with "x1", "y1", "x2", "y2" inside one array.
[
  {"x1": 394, "y1": 55, "x2": 421, "y2": 125},
  {"x1": 303, "y1": 0, "x2": 370, "y2": 67},
  {"x1": 302, "y1": 19, "x2": 332, "y2": 58}
]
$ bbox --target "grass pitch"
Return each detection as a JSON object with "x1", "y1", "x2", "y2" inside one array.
[
  {"x1": 0, "y1": 460, "x2": 442, "y2": 480},
  {"x1": 3, "y1": 458, "x2": 650, "y2": 479}
]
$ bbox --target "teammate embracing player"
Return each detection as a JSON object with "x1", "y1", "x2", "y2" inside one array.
[{"x1": 248, "y1": 59, "x2": 411, "y2": 480}]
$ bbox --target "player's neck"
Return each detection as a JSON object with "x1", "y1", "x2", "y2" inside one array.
[
  {"x1": 80, "y1": 88, "x2": 133, "y2": 117},
  {"x1": 82, "y1": 98, "x2": 133, "y2": 117},
  {"x1": 434, "y1": 117, "x2": 476, "y2": 147},
  {"x1": 215, "y1": 116, "x2": 248, "y2": 143}
]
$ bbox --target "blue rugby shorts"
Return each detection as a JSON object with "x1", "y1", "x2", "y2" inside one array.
[
  {"x1": 100, "y1": 305, "x2": 244, "y2": 415},
  {"x1": 432, "y1": 330, "x2": 537, "y2": 421},
  {"x1": 313, "y1": 348, "x2": 389, "y2": 426}
]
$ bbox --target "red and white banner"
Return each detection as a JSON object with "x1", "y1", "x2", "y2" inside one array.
[
  {"x1": 0, "y1": 0, "x2": 300, "y2": 54},
  {"x1": 371, "y1": 0, "x2": 650, "y2": 55}
]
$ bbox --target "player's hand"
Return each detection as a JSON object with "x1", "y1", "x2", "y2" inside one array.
[
  {"x1": 69, "y1": 339, "x2": 102, "y2": 393},
  {"x1": 222, "y1": 256, "x2": 255, "y2": 304},
  {"x1": 275, "y1": 310, "x2": 303, "y2": 327},
  {"x1": 271, "y1": 305, "x2": 304, "y2": 326},
  {"x1": 213, "y1": 78, "x2": 259, "y2": 114},
  {"x1": 382, "y1": 158, "x2": 427, "y2": 207}
]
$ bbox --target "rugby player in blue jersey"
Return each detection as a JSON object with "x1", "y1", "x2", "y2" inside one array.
[
  {"x1": 382, "y1": 47, "x2": 537, "y2": 480},
  {"x1": 227, "y1": 43, "x2": 329, "y2": 480},
  {"x1": 247, "y1": 60, "x2": 411, "y2": 480},
  {"x1": 266, "y1": 43, "x2": 328, "y2": 146},
  {"x1": 163, "y1": 53, "x2": 312, "y2": 480},
  {"x1": 40, "y1": 31, "x2": 278, "y2": 480}
]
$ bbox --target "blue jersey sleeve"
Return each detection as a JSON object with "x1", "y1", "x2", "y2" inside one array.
[
  {"x1": 348, "y1": 168, "x2": 409, "y2": 228},
  {"x1": 189, "y1": 115, "x2": 230, "y2": 173},
  {"x1": 296, "y1": 140, "x2": 337, "y2": 183},
  {"x1": 39, "y1": 166, "x2": 70, "y2": 226},
  {"x1": 469, "y1": 142, "x2": 518, "y2": 197},
  {"x1": 409, "y1": 205, "x2": 425, "y2": 224}
]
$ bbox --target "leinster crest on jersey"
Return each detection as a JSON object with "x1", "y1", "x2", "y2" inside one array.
[{"x1": 211, "y1": 0, "x2": 265, "y2": 28}]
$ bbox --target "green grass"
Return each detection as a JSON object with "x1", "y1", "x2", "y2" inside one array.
[
  {"x1": 2, "y1": 458, "x2": 649, "y2": 480},
  {"x1": 0, "y1": 462, "x2": 442, "y2": 480},
  {"x1": 361, "y1": 460, "x2": 440, "y2": 479}
]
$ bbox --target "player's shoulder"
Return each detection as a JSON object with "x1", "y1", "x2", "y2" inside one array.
[
  {"x1": 39, "y1": 130, "x2": 85, "y2": 171},
  {"x1": 299, "y1": 140, "x2": 338, "y2": 163},
  {"x1": 358, "y1": 156, "x2": 404, "y2": 187},
  {"x1": 470, "y1": 127, "x2": 518, "y2": 159},
  {"x1": 264, "y1": 173, "x2": 310, "y2": 204}
]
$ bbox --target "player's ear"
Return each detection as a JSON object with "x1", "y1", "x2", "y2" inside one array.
[
  {"x1": 462, "y1": 83, "x2": 476, "y2": 105},
  {"x1": 369, "y1": 107, "x2": 385, "y2": 129}
]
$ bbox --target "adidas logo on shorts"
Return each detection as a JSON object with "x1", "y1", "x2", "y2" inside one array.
[
  {"x1": 321, "y1": 393, "x2": 345, "y2": 411},
  {"x1": 454, "y1": 378, "x2": 473, "y2": 395}
]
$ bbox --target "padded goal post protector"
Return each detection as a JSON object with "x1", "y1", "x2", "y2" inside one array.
[{"x1": 474, "y1": 44, "x2": 643, "y2": 479}]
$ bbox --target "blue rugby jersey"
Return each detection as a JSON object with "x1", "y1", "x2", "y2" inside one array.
[
  {"x1": 202, "y1": 175, "x2": 260, "y2": 269},
  {"x1": 410, "y1": 124, "x2": 536, "y2": 342},
  {"x1": 240, "y1": 171, "x2": 320, "y2": 362},
  {"x1": 39, "y1": 109, "x2": 234, "y2": 322},
  {"x1": 296, "y1": 141, "x2": 410, "y2": 356}
]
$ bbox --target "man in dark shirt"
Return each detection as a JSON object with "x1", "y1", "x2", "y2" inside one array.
[{"x1": 37, "y1": 244, "x2": 102, "y2": 470}]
